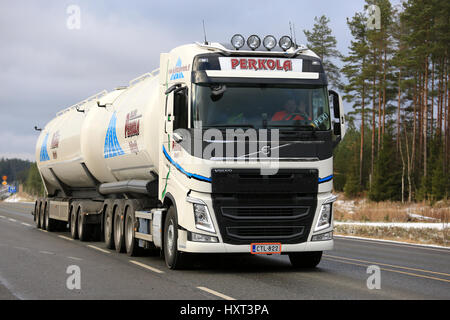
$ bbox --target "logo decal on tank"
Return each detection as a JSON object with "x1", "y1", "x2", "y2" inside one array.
[
  {"x1": 104, "y1": 112, "x2": 125, "y2": 158},
  {"x1": 169, "y1": 57, "x2": 190, "y2": 80},
  {"x1": 39, "y1": 133, "x2": 50, "y2": 162}
]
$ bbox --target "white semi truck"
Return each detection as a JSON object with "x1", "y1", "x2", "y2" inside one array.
[{"x1": 34, "y1": 35, "x2": 346, "y2": 269}]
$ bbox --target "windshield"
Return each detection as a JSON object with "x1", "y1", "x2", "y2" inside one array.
[{"x1": 192, "y1": 84, "x2": 331, "y2": 131}]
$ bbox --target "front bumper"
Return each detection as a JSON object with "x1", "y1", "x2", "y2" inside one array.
[
  {"x1": 177, "y1": 190, "x2": 336, "y2": 254},
  {"x1": 178, "y1": 229, "x2": 333, "y2": 253}
]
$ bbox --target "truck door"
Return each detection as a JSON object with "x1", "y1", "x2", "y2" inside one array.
[{"x1": 160, "y1": 85, "x2": 189, "y2": 199}]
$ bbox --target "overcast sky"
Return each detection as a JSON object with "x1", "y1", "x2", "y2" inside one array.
[{"x1": 0, "y1": 0, "x2": 371, "y2": 161}]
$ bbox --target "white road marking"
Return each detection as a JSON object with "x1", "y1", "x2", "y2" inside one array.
[
  {"x1": 13, "y1": 246, "x2": 30, "y2": 251},
  {"x1": 0, "y1": 215, "x2": 5, "y2": 218},
  {"x1": 197, "y1": 286, "x2": 236, "y2": 300},
  {"x1": 58, "y1": 235, "x2": 73, "y2": 241},
  {"x1": 0, "y1": 274, "x2": 24, "y2": 300},
  {"x1": 39, "y1": 251, "x2": 55, "y2": 255},
  {"x1": 39, "y1": 229, "x2": 48, "y2": 233},
  {"x1": 67, "y1": 256, "x2": 83, "y2": 261},
  {"x1": 129, "y1": 260, "x2": 165, "y2": 274},
  {"x1": 8, "y1": 218, "x2": 17, "y2": 222},
  {"x1": 87, "y1": 245, "x2": 110, "y2": 254},
  {"x1": 21, "y1": 223, "x2": 32, "y2": 227}
]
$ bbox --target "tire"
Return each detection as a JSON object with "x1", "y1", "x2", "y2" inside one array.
[
  {"x1": 113, "y1": 200, "x2": 126, "y2": 253},
  {"x1": 43, "y1": 201, "x2": 49, "y2": 230},
  {"x1": 77, "y1": 204, "x2": 92, "y2": 242},
  {"x1": 103, "y1": 200, "x2": 115, "y2": 249},
  {"x1": 124, "y1": 200, "x2": 143, "y2": 257},
  {"x1": 45, "y1": 202, "x2": 58, "y2": 232},
  {"x1": 70, "y1": 203, "x2": 79, "y2": 239},
  {"x1": 39, "y1": 199, "x2": 46, "y2": 229},
  {"x1": 163, "y1": 206, "x2": 186, "y2": 269},
  {"x1": 35, "y1": 200, "x2": 42, "y2": 229},
  {"x1": 288, "y1": 251, "x2": 323, "y2": 269}
]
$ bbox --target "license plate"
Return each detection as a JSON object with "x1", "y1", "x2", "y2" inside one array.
[{"x1": 251, "y1": 243, "x2": 281, "y2": 255}]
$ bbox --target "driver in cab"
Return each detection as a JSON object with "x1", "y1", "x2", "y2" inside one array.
[{"x1": 272, "y1": 98, "x2": 311, "y2": 121}]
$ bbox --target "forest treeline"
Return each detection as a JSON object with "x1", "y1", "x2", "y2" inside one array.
[
  {"x1": 304, "y1": 0, "x2": 449, "y2": 202},
  {"x1": 2, "y1": 0, "x2": 449, "y2": 203},
  {"x1": 0, "y1": 158, "x2": 44, "y2": 196}
]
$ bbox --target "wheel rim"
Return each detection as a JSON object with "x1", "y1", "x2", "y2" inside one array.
[
  {"x1": 105, "y1": 213, "x2": 111, "y2": 241},
  {"x1": 167, "y1": 222, "x2": 174, "y2": 257},
  {"x1": 40, "y1": 207, "x2": 45, "y2": 227},
  {"x1": 126, "y1": 215, "x2": 133, "y2": 249},
  {"x1": 71, "y1": 211, "x2": 76, "y2": 235},
  {"x1": 78, "y1": 212, "x2": 82, "y2": 236},
  {"x1": 115, "y1": 213, "x2": 121, "y2": 245},
  {"x1": 36, "y1": 205, "x2": 41, "y2": 226}
]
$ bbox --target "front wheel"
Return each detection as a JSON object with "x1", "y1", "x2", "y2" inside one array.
[
  {"x1": 70, "y1": 204, "x2": 79, "y2": 239},
  {"x1": 124, "y1": 200, "x2": 143, "y2": 257},
  {"x1": 288, "y1": 251, "x2": 323, "y2": 269},
  {"x1": 163, "y1": 207, "x2": 186, "y2": 269}
]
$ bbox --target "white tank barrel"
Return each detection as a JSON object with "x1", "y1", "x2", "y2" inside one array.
[{"x1": 35, "y1": 72, "x2": 162, "y2": 195}]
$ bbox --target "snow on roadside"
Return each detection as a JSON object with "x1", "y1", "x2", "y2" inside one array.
[
  {"x1": 3, "y1": 193, "x2": 35, "y2": 204},
  {"x1": 335, "y1": 221, "x2": 447, "y2": 230}
]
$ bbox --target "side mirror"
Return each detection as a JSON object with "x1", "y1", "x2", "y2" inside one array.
[
  {"x1": 165, "y1": 83, "x2": 182, "y2": 95},
  {"x1": 328, "y1": 90, "x2": 346, "y2": 146}
]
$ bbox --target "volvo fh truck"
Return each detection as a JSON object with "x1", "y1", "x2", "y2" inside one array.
[{"x1": 34, "y1": 35, "x2": 346, "y2": 269}]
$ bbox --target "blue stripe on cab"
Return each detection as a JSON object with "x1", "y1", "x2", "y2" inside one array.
[
  {"x1": 318, "y1": 175, "x2": 333, "y2": 184},
  {"x1": 162, "y1": 146, "x2": 212, "y2": 183}
]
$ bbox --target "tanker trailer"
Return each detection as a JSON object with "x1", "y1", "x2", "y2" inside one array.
[{"x1": 34, "y1": 36, "x2": 346, "y2": 269}]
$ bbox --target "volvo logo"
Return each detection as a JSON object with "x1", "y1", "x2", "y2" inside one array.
[{"x1": 261, "y1": 146, "x2": 271, "y2": 156}]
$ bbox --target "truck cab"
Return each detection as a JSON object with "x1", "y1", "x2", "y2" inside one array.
[{"x1": 158, "y1": 36, "x2": 345, "y2": 268}]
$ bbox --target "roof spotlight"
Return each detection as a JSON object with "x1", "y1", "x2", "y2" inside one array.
[
  {"x1": 231, "y1": 34, "x2": 245, "y2": 50},
  {"x1": 247, "y1": 35, "x2": 261, "y2": 50},
  {"x1": 263, "y1": 35, "x2": 277, "y2": 51},
  {"x1": 279, "y1": 36, "x2": 293, "y2": 51}
]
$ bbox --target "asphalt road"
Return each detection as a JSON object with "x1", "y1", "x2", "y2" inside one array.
[{"x1": 0, "y1": 202, "x2": 449, "y2": 300}]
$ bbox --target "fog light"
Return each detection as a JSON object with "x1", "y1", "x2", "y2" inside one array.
[
  {"x1": 263, "y1": 35, "x2": 277, "y2": 51},
  {"x1": 188, "y1": 231, "x2": 219, "y2": 243},
  {"x1": 312, "y1": 231, "x2": 333, "y2": 242},
  {"x1": 231, "y1": 34, "x2": 245, "y2": 50},
  {"x1": 279, "y1": 35, "x2": 293, "y2": 51},
  {"x1": 247, "y1": 35, "x2": 261, "y2": 50}
]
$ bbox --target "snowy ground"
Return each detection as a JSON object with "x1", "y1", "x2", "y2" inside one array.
[
  {"x1": 3, "y1": 193, "x2": 35, "y2": 204},
  {"x1": 335, "y1": 221, "x2": 447, "y2": 230}
]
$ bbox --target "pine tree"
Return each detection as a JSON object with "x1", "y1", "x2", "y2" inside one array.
[
  {"x1": 342, "y1": 12, "x2": 370, "y2": 188},
  {"x1": 303, "y1": 15, "x2": 342, "y2": 89},
  {"x1": 368, "y1": 133, "x2": 402, "y2": 202}
]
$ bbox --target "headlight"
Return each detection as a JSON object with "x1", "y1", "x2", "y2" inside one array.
[
  {"x1": 315, "y1": 204, "x2": 331, "y2": 231},
  {"x1": 247, "y1": 35, "x2": 261, "y2": 50},
  {"x1": 187, "y1": 197, "x2": 216, "y2": 233},
  {"x1": 231, "y1": 34, "x2": 245, "y2": 50},
  {"x1": 314, "y1": 195, "x2": 337, "y2": 232},
  {"x1": 279, "y1": 35, "x2": 293, "y2": 51},
  {"x1": 263, "y1": 35, "x2": 277, "y2": 51}
]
